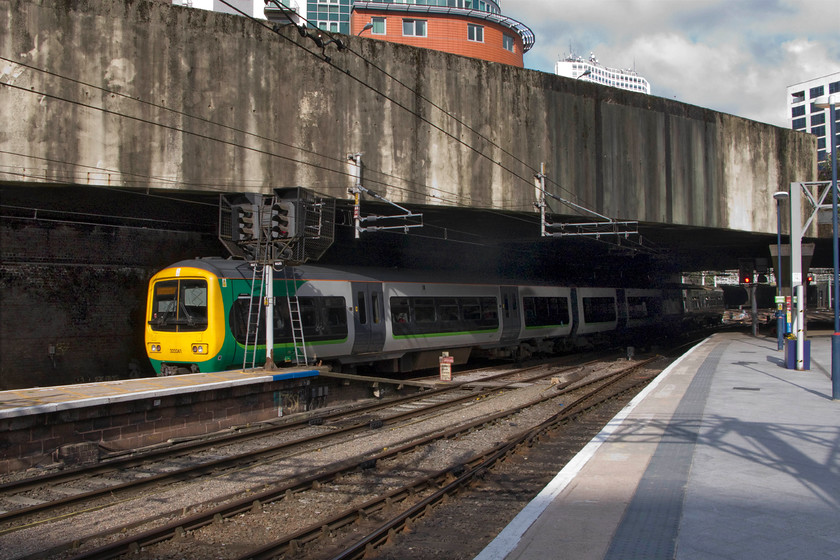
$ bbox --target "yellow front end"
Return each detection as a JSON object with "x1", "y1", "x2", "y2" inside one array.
[{"x1": 145, "y1": 265, "x2": 226, "y2": 375}]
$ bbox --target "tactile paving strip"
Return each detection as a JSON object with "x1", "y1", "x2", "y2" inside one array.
[{"x1": 603, "y1": 342, "x2": 727, "y2": 559}]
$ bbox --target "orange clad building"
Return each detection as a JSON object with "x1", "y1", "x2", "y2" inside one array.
[
  {"x1": 267, "y1": 0, "x2": 534, "y2": 68},
  {"x1": 350, "y1": 2, "x2": 534, "y2": 67}
]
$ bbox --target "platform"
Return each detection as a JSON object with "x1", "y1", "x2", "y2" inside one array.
[
  {"x1": 0, "y1": 368, "x2": 321, "y2": 420},
  {"x1": 0, "y1": 367, "x2": 326, "y2": 473},
  {"x1": 475, "y1": 331, "x2": 840, "y2": 560}
]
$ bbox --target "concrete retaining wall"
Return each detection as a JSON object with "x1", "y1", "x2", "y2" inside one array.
[{"x1": 0, "y1": 0, "x2": 816, "y2": 235}]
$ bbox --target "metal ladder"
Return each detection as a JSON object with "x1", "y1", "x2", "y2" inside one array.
[
  {"x1": 242, "y1": 263, "x2": 265, "y2": 371},
  {"x1": 283, "y1": 267, "x2": 308, "y2": 366}
]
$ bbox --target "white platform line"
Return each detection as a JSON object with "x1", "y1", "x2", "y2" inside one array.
[{"x1": 473, "y1": 339, "x2": 710, "y2": 560}]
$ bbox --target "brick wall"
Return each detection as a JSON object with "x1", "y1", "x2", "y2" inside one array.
[
  {"x1": 0, "y1": 187, "x2": 223, "y2": 390},
  {"x1": 0, "y1": 378, "x2": 332, "y2": 474}
]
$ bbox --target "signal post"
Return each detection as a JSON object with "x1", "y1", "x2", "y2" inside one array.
[{"x1": 218, "y1": 188, "x2": 335, "y2": 370}]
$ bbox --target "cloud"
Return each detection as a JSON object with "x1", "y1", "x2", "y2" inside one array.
[{"x1": 506, "y1": 0, "x2": 840, "y2": 127}]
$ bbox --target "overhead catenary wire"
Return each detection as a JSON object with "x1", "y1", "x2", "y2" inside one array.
[
  {"x1": 216, "y1": 1, "x2": 610, "y2": 234},
  {"x1": 220, "y1": 0, "x2": 585, "y2": 204},
  {"x1": 0, "y1": 3, "x2": 608, "y2": 243},
  {"x1": 2, "y1": 0, "x2": 576, "y2": 213},
  {"x1": 256, "y1": 3, "x2": 544, "y2": 181},
  {"x1": 0, "y1": 63, "x2": 477, "y2": 210},
  {"x1": 0, "y1": 55, "x2": 467, "y2": 205},
  {"x1": 0, "y1": 61, "x2": 545, "y2": 239}
]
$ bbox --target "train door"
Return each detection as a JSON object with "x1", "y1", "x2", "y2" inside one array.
[
  {"x1": 499, "y1": 286, "x2": 522, "y2": 343},
  {"x1": 616, "y1": 288, "x2": 628, "y2": 331},
  {"x1": 351, "y1": 282, "x2": 386, "y2": 354}
]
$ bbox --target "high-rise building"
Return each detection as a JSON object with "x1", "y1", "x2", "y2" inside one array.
[
  {"x1": 554, "y1": 52, "x2": 650, "y2": 95},
  {"x1": 787, "y1": 72, "x2": 840, "y2": 165}
]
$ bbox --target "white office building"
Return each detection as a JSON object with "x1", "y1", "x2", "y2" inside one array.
[
  {"x1": 171, "y1": 0, "x2": 285, "y2": 19},
  {"x1": 787, "y1": 72, "x2": 840, "y2": 165},
  {"x1": 555, "y1": 52, "x2": 650, "y2": 95}
]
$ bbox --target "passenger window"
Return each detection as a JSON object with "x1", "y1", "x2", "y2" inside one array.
[
  {"x1": 391, "y1": 297, "x2": 410, "y2": 324},
  {"x1": 438, "y1": 298, "x2": 459, "y2": 323},
  {"x1": 480, "y1": 298, "x2": 498, "y2": 327},
  {"x1": 414, "y1": 298, "x2": 436, "y2": 323}
]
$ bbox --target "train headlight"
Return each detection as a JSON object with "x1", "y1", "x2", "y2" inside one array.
[
  {"x1": 191, "y1": 344, "x2": 208, "y2": 355},
  {"x1": 149, "y1": 343, "x2": 162, "y2": 353}
]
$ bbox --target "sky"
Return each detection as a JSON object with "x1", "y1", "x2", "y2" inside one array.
[{"x1": 503, "y1": 0, "x2": 840, "y2": 128}]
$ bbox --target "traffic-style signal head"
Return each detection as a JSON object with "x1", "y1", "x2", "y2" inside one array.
[
  {"x1": 232, "y1": 205, "x2": 256, "y2": 241},
  {"x1": 270, "y1": 200, "x2": 295, "y2": 239},
  {"x1": 738, "y1": 258, "x2": 754, "y2": 285}
]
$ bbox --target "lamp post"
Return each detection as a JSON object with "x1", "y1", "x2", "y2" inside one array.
[
  {"x1": 814, "y1": 93, "x2": 839, "y2": 400},
  {"x1": 357, "y1": 22, "x2": 374, "y2": 36},
  {"x1": 773, "y1": 190, "x2": 789, "y2": 351}
]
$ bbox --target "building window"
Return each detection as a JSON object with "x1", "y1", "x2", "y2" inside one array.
[
  {"x1": 371, "y1": 16, "x2": 386, "y2": 35},
  {"x1": 318, "y1": 21, "x2": 339, "y2": 32},
  {"x1": 791, "y1": 90, "x2": 805, "y2": 103},
  {"x1": 792, "y1": 117, "x2": 806, "y2": 130},
  {"x1": 402, "y1": 19, "x2": 427, "y2": 37},
  {"x1": 791, "y1": 105, "x2": 805, "y2": 118},
  {"x1": 810, "y1": 85, "x2": 825, "y2": 99},
  {"x1": 503, "y1": 34, "x2": 515, "y2": 52},
  {"x1": 812, "y1": 113, "x2": 825, "y2": 126},
  {"x1": 830, "y1": 81, "x2": 840, "y2": 95},
  {"x1": 468, "y1": 23, "x2": 484, "y2": 42},
  {"x1": 812, "y1": 125, "x2": 826, "y2": 137}
]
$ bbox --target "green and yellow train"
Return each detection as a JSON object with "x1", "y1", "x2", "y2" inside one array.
[{"x1": 145, "y1": 258, "x2": 723, "y2": 375}]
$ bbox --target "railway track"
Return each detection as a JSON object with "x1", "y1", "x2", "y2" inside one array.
[
  {"x1": 237, "y1": 358, "x2": 657, "y2": 560},
  {"x1": 0, "y1": 359, "x2": 570, "y2": 526},
  {"x1": 0, "y1": 355, "x2": 628, "y2": 559},
  {"x1": 16, "y1": 355, "x2": 665, "y2": 560}
]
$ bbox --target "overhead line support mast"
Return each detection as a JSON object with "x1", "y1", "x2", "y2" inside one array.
[
  {"x1": 533, "y1": 162, "x2": 639, "y2": 240},
  {"x1": 348, "y1": 153, "x2": 423, "y2": 237},
  {"x1": 218, "y1": 187, "x2": 335, "y2": 370}
]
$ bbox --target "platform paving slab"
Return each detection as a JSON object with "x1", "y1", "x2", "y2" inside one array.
[
  {"x1": 0, "y1": 368, "x2": 321, "y2": 419},
  {"x1": 475, "y1": 332, "x2": 840, "y2": 560}
]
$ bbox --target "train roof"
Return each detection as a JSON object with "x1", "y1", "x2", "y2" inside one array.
[
  {"x1": 163, "y1": 258, "x2": 517, "y2": 285},
  {"x1": 159, "y1": 258, "x2": 709, "y2": 290}
]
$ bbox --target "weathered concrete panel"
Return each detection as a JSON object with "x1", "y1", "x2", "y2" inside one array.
[{"x1": 0, "y1": 0, "x2": 817, "y2": 235}]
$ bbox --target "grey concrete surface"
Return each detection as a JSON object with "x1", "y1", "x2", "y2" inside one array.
[
  {"x1": 476, "y1": 332, "x2": 840, "y2": 560},
  {"x1": 0, "y1": 1, "x2": 816, "y2": 233}
]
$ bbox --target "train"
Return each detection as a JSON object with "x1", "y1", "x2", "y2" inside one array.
[{"x1": 144, "y1": 258, "x2": 724, "y2": 376}]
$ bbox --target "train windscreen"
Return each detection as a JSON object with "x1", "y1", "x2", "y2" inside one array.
[{"x1": 149, "y1": 279, "x2": 208, "y2": 332}]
